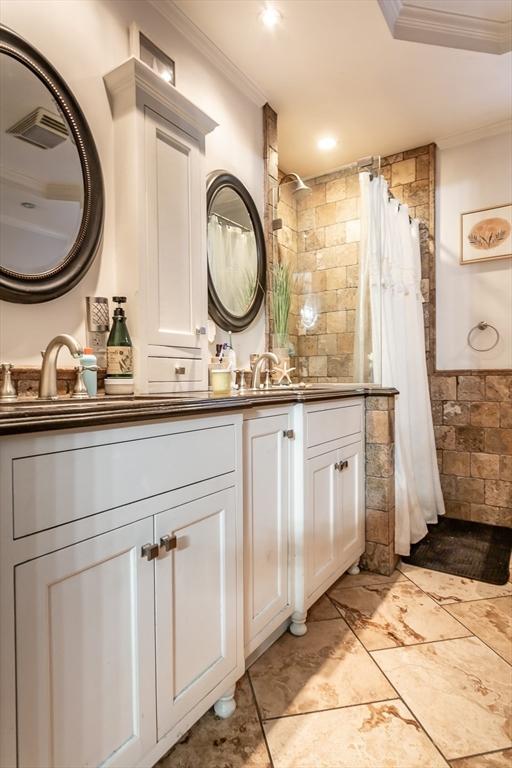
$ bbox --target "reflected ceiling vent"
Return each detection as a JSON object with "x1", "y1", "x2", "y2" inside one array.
[{"x1": 6, "y1": 107, "x2": 68, "y2": 149}]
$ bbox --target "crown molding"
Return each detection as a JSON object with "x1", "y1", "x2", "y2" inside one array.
[
  {"x1": 378, "y1": 0, "x2": 511, "y2": 54},
  {"x1": 148, "y1": 0, "x2": 268, "y2": 106},
  {"x1": 104, "y1": 57, "x2": 218, "y2": 139},
  {"x1": 436, "y1": 119, "x2": 512, "y2": 149}
]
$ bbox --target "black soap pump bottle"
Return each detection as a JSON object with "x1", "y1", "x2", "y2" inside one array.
[{"x1": 106, "y1": 297, "x2": 133, "y2": 379}]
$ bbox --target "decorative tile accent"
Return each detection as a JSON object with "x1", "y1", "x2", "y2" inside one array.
[{"x1": 372, "y1": 637, "x2": 512, "y2": 760}]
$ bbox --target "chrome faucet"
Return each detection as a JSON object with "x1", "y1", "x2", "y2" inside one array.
[
  {"x1": 39, "y1": 334, "x2": 83, "y2": 400},
  {"x1": 251, "y1": 352, "x2": 280, "y2": 389}
]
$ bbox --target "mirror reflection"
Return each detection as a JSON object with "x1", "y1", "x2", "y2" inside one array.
[
  {"x1": 208, "y1": 186, "x2": 258, "y2": 317},
  {"x1": 0, "y1": 54, "x2": 84, "y2": 276}
]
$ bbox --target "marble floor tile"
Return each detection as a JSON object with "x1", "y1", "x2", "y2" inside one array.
[
  {"x1": 450, "y1": 749, "x2": 512, "y2": 768},
  {"x1": 331, "y1": 569, "x2": 407, "y2": 591},
  {"x1": 329, "y1": 580, "x2": 471, "y2": 650},
  {"x1": 399, "y1": 562, "x2": 512, "y2": 605},
  {"x1": 249, "y1": 618, "x2": 395, "y2": 719},
  {"x1": 308, "y1": 594, "x2": 340, "y2": 621},
  {"x1": 157, "y1": 675, "x2": 270, "y2": 768},
  {"x1": 372, "y1": 637, "x2": 512, "y2": 760},
  {"x1": 264, "y1": 699, "x2": 449, "y2": 768},
  {"x1": 445, "y1": 597, "x2": 512, "y2": 664}
]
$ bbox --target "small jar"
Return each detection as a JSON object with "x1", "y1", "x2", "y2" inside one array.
[
  {"x1": 211, "y1": 369, "x2": 232, "y2": 394},
  {"x1": 104, "y1": 376, "x2": 135, "y2": 396}
]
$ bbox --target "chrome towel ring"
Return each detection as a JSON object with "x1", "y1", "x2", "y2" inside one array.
[{"x1": 467, "y1": 321, "x2": 500, "y2": 352}]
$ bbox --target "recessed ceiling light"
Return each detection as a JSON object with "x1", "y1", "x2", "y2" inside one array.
[
  {"x1": 260, "y1": 6, "x2": 281, "y2": 28},
  {"x1": 318, "y1": 136, "x2": 337, "y2": 151}
]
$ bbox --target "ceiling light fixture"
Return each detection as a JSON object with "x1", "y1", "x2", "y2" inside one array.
[
  {"x1": 261, "y1": 6, "x2": 282, "y2": 28},
  {"x1": 318, "y1": 136, "x2": 337, "y2": 151}
]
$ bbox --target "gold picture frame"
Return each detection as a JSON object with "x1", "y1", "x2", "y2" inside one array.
[{"x1": 460, "y1": 203, "x2": 512, "y2": 264}]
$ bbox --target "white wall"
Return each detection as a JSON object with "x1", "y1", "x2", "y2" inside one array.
[
  {"x1": 436, "y1": 129, "x2": 512, "y2": 370},
  {"x1": 0, "y1": 0, "x2": 265, "y2": 369}
]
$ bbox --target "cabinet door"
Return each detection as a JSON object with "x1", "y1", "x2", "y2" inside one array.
[
  {"x1": 145, "y1": 108, "x2": 206, "y2": 352},
  {"x1": 244, "y1": 415, "x2": 290, "y2": 651},
  {"x1": 16, "y1": 519, "x2": 156, "y2": 768},
  {"x1": 305, "y1": 448, "x2": 339, "y2": 599},
  {"x1": 155, "y1": 487, "x2": 239, "y2": 739},
  {"x1": 338, "y1": 441, "x2": 365, "y2": 571}
]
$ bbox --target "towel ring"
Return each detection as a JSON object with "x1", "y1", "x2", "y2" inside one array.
[{"x1": 467, "y1": 321, "x2": 499, "y2": 352}]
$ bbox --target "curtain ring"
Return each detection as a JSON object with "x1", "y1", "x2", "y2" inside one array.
[{"x1": 467, "y1": 321, "x2": 500, "y2": 352}]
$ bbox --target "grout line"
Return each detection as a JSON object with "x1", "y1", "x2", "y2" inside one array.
[
  {"x1": 437, "y1": 602, "x2": 512, "y2": 668},
  {"x1": 246, "y1": 670, "x2": 275, "y2": 768},
  {"x1": 367, "y1": 633, "x2": 474, "y2": 654},
  {"x1": 397, "y1": 564, "x2": 512, "y2": 606},
  {"x1": 450, "y1": 746, "x2": 512, "y2": 764},
  {"x1": 260, "y1": 696, "x2": 400, "y2": 723}
]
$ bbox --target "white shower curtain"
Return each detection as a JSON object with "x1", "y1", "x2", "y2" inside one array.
[{"x1": 357, "y1": 172, "x2": 445, "y2": 555}]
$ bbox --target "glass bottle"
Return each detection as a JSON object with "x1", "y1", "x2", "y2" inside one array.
[{"x1": 106, "y1": 296, "x2": 133, "y2": 378}]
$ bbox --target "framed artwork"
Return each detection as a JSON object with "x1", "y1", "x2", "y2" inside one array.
[{"x1": 460, "y1": 203, "x2": 512, "y2": 264}]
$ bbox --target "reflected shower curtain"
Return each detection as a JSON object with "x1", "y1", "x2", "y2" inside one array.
[
  {"x1": 208, "y1": 215, "x2": 257, "y2": 316},
  {"x1": 356, "y1": 172, "x2": 445, "y2": 555}
]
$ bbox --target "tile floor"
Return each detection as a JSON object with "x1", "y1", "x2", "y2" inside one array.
[{"x1": 158, "y1": 563, "x2": 512, "y2": 768}]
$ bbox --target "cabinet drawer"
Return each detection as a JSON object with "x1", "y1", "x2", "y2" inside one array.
[
  {"x1": 148, "y1": 356, "x2": 202, "y2": 382},
  {"x1": 13, "y1": 424, "x2": 236, "y2": 538},
  {"x1": 306, "y1": 402, "x2": 362, "y2": 448}
]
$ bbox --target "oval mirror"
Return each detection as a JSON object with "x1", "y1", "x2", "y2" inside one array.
[
  {"x1": 0, "y1": 25, "x2": 103, "y2": 303},
  {"x1": 207, "y1": 172, "x2": 265, "y2": 331}
]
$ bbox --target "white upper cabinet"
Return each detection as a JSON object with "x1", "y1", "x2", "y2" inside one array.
[{"x1": 104, "y1": 58, "x2": 217, "y2": 393}]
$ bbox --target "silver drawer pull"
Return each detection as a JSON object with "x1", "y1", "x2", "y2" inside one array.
[
  {"x1": 160, "y1": 534, "x2": 177, "y2": 552},
  {"x1": 141, "y1": 542, "x2": 159, "y2": 561},
  {"x1": 195, "y1": 326, "x2": 207, "y2": 335},
  {"x1": 334, "y1": 460, "x2": 349, "y2": 472},
  {"x1": 175, "y1": 366, "x2": 186, "y2": 375}
]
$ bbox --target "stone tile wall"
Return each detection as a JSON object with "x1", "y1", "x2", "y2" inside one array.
[
  {"x1": 285, "y1": 145, "x2": 434, "y2": 383},
  {"x1": 362, "y1": 395, "x2": 398, "y2": 575}
]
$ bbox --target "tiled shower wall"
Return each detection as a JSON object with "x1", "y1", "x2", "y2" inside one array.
[
  {"x1": 287, "y1": 146, "x2": 434, "y2": 383},
  {"x1": 264, "y1": 109, "x2": 511, "y2": 527}
]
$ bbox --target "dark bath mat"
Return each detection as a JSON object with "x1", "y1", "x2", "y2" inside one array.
[{"x1": 402, "y1": 516, "x2": 512, "y2": 585}]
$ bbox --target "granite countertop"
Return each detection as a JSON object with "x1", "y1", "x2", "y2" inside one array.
[{"x1": 0, "y1": 385, "x2": 398, "y2": 435}]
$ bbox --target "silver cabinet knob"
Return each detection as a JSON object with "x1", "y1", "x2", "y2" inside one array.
[
  {"x1": 195, "y1": 326, "x2": 207, "y2": 335},
  {"x1": 160, "y1": 534, "x2": 177, "y2": 552},
  {"x1": 334, "y1": 460, "x2": 349, "y2": 472},
  {"x1": 175, "y1": 366, "x2": 186, "y2": 375},
  {"x1": 141, "y1": 542, "x2": 159, "y2": 561}
]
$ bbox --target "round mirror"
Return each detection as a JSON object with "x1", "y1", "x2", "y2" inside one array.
[
  {"x1": 0, "y1": 26, "x2": 103, "y2": 303},
  {"x1": 207, "y1": 172, "x2": 265, "y2": 331}
]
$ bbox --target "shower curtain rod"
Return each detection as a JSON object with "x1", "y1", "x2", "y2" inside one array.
[{"x1": 212, "y1": 212, "x2": 251, "y2": 232}]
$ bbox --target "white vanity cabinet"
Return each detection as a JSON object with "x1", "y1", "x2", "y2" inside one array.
[
  {"x1": 290, "y1": 398, "x2": 366, "y2": 635},
  {"x1": 16, "y1": 519, "x2": 157, "y2": 768},
  {"x1": 0, "y1": 414, "x2": 244, "y2": 768},
  {"x1": 243, "y1": 407, "x2": 293, "y2": 656},
  {"x1": 104, "y1": 58, "x2": 218, "y2": 393}
]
